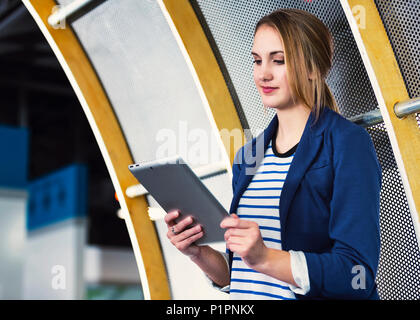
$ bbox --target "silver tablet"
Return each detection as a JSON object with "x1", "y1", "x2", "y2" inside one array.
[{"x1": 128, "y1": 155, "x2": 229, "y2": 245}]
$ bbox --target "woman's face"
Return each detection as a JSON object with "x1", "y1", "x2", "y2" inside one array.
[{"x1": 252, "y1": 25, "x2": 294, "y2": 110}]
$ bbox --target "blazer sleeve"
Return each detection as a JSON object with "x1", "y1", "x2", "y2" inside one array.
[{"x1": 302, "y1": 126, "x2": 382, "y2": 299}]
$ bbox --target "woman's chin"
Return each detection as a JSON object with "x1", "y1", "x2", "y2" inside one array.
[
  {"x1": 261, "y1": 97, "x2": 283, "y2": 109},
  {"x1": 263, "y1": 102, "x2": 280, "y2": 109}
]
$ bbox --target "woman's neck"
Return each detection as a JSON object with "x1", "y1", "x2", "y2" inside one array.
[{"x1": 274, "y1": 104, "x2": 311, "y2": 153}]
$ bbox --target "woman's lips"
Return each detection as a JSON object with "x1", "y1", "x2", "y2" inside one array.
[{"x1": 262, "y1": 86, "x2": 278, "y2": 94}]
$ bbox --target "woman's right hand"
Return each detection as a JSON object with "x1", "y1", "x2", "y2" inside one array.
[{"x1": 165, "y1": 209, "x2": 204, "y2": 259}]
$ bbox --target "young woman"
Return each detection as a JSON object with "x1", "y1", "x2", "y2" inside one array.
[{"x1": 164, "y1": 8, "x2": 382, "y2": 300}]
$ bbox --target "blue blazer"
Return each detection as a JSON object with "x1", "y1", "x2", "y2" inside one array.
[{"x1": 228, "y1": 107, "x2": 382, "y2": 300}]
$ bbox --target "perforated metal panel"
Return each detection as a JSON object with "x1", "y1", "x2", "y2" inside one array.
[
  {"x1": 374, "y1": 0, "x2": 420, "y2": 129},
  {"x1": 375, "y1": 1, "x2": 420, "y2": 100},
  {"x1": 57, "y1": 0, "x2": 223, "y2": 169},
  {"x1": 373, "y1": 0, "x2": 420, "y2": 299},
  {"x1": 193, "y1": 0, "x2": 420, "y2": 299},
  {"x1": 369, "y1": 124, "x2": 420, "y2": 300}
]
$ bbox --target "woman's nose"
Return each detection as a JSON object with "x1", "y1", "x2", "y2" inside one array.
[{"x1": 258, "y1": 63, "x2": 273, "y2": 81}]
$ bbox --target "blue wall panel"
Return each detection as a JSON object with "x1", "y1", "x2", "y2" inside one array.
[
  {"x1": 27, "y1": 164, "x2": 88, "y2": 231},
  {"x1": 0, "y1": 125, "x2": 29, "y2": 189}
]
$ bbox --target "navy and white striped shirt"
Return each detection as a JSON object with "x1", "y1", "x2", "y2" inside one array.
[{"x1": 229, "y1": 140, "x2": 298, "y2": 300}]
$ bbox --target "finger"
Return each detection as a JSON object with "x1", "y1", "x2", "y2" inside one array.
[
  {"x1": 220, "y1": 217, "x2": 253, "y2": 229},
  {"x1": 164, "y1": 209, "x2": 180, "y2": 226},
  {"x1": 175, "y1": 230, "x2": 204, "y2": 251},
  {"x1": 220, "y1": 216, "x2": 238, "y2": 229},
  {"x1": 220, "y1": 213, "x2": 238, "y2": 226},
  {"x1": 172, "y1": 215, "x2": 194, "y2": 234},
  {"x1": 226, "y1": 235, "x2": 244, "y2": 247},
  {"x1": 167, "y1": 215, "x2": 193, "y2": 239},
  {"x1": 224, "y1": 227, "x2": 248, "y2": 241},
  {"x1": 226, "y1": 243, "x2": 244, "y2": 256},
  {"x1": 173, "y1": 224, "x2": 202, "y2": 243}
]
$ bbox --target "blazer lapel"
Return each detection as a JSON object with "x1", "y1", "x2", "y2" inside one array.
[
  {"x1": 229, "y1": 107, "x2": 329, "y2": 225},
  {"x1": 229, "y1": 115, "x2": 278, "y2": 214},
  {"x1": 279, "y1": 109, "x2": 327, "y2": 229}
]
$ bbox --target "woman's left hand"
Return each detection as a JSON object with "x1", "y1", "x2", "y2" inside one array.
[{"x1": 220, "y1": 213, "x2": 268, "y2": 268}]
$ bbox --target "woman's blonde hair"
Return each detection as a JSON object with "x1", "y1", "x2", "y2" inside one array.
[{"x1": 255, "y1": 8, "x2": 339, "y2": 122}]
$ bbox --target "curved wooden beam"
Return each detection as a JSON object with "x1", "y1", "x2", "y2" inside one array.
[
  {"x1": 341, "y1": 0, "x2": 420, "y2": 244},
  {"x1": 159, "y1": 0, "x2": 245, "y2": 166},
  {"x1": 22, "y1": 0, "x2": 170, "y2": 299}
]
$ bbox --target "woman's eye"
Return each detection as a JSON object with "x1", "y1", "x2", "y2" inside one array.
[{"x1": 252, "y1": 60, "x2": 284, "y2": 65}]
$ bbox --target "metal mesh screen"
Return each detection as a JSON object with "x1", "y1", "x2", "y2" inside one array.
[
  {"x1": 368, "y1": 124, "x2": 420, "y2": 300},
  {"x1": 375, "y1": 1, "x2": 420, "y2": 100},
  {"x1": 373, "y1": 0, "x2": 420, "y2": 299},
  {"x1": 57, "y1": 0, "x2": 223, "y2": 169},
  {"x1": 374, "y1": 0, "x2": 420, "y2": 129},
  {"x1": 193, "y1": 0, "x2": 420, "y2": 299}
]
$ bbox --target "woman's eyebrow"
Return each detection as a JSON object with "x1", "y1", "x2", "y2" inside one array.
[{"x1": 251, "y1": 50, "x2": 284, "y2": 56}]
